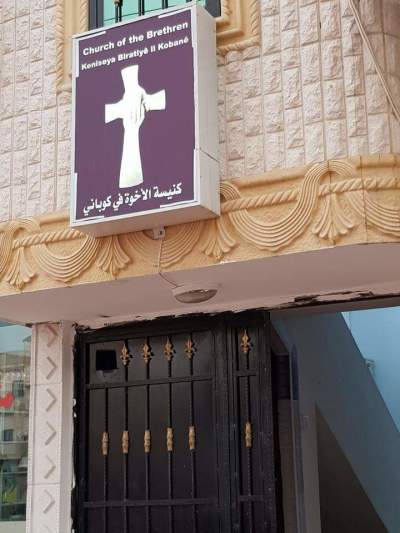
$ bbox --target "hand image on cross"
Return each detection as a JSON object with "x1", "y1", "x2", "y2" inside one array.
[{"x1": 105, "y1": 65, "x2": 166, "y2": 188}]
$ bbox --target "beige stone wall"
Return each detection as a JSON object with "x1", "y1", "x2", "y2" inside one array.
[
  {"x1": 0, "y1": 0, "x2": 399, "y2": 221},
  {"x1": 219, "y1": 0, "x2": 400, "y2": 178},
  {"x1": 0, "y1": 0, "x2": 72, "y2": 222}
]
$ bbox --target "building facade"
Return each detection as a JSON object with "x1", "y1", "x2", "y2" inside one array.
[{"x1": 0, "y1": 0, "x2": 400, "y2": 531}]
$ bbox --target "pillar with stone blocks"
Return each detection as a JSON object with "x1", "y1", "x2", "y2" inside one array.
[{"x1": 25, "y1": 323, "x2": 74, "y2": 533}]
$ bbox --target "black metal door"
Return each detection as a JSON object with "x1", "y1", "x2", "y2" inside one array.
[{"x1": 74, "y1": 312, "x2": 280, "y2": 533}]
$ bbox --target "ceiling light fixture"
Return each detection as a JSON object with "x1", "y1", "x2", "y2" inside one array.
[{"x1": 172, "y1": 283, "x2": 219, "y2": 304}]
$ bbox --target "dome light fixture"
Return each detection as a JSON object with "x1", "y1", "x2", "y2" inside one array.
[{"x1": 172, "y1": 283, "x2": 219, "y2": 304}]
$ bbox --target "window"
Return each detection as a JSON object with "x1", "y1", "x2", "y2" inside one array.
[
  {"x1": 2, "y1": 431, "x2": 13, "y2": 443},
  {"x1": 0, "y1": 324, "x2": 31, "y2": 531},
  {"x1": 89, "y1": 0, "x2": 221, "y2": 29},
  {"x1": 11, "y1": 382, "x2": 24, "y2": 400}
]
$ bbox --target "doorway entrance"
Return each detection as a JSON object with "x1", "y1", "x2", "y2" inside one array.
[{"x1": 74, "y1": 312, "x2": 282, "y2": 532}]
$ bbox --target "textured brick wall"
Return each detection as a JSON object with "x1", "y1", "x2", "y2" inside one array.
[
  {"x1": 0, "y1": 0, "x2": 71, "y2": 222},
  {"x1": 218, "y1": 0, "x2": 400, "y2": 177},
  {"x1": 0, "y1": 0, "x2": 399, "y2": 220}
]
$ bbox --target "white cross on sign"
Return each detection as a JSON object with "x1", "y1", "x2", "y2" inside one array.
[{"x1": 105, "y1": 65, "x2": 166, "y2": 188}]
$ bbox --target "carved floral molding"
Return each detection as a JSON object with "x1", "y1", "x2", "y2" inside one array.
[
  {"x1": 216, "y1": 0, "x2": 261, "y2": 54},
  {"x1": 56, "y1": 0, "x2": 89, "y2": 93},
  {"x1": 56, "y1": 0, "x2": 261, "y2": 92},
  {"x1": 0, "y1": 155, "x2": 399, "y2": 297}
]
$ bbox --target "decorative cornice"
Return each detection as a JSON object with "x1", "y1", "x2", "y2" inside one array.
[
  {"x1": 0, "y1": 155, "x2": 399, "y2": 297},
  {"x1": 56, "y1": 0, "x2": 261, "y2": 93}
]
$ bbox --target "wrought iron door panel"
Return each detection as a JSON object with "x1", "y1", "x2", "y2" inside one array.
[
  {"x1": 86, "y1": 509, "x2": 102, "y2": 533},
  {"x1": 228, "y1": 323, "x2": 279, "y2": 533},
  {"x1": 108, "y1": 386, "x2": 125, "y2": 501},
  {"x1": 87, "y1": 388, "x2": 106, "y2": 501},
  {"x1": 171, "y1": 382, "x2": 192, "y2": 499},
  {"x1": 127, "y1": 385, "x2": 147, "y2": 499},
  {"x1": 75, "y1": 313, "x2": 279, "y2": 533}
]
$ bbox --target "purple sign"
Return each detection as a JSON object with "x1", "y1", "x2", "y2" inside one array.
[{"x1": 72, "y1": 8, "x2": 198, "y2": 229}]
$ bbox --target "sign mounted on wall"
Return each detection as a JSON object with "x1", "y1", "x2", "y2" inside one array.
[{"x1": 71, "y1": 4, "x2": 219, "y2": 236}]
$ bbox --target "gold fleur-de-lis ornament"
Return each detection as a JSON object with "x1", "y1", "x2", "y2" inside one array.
[
  {"x1": 120, "y1": 342, "x2": 131, "y2": 366},
  {"x1": 164, "y1": 337, "x2": 175, "y2": 362},
  {"x1": 142, "y1": 339, "x2": 152, "y2": 364}
]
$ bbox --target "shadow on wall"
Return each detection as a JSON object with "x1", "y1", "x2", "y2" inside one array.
[
  {"x1": 273, "y1": 311, "x2": 400, "y2": 533},
  {"x1": 343, "y1": 307, "x2": 400, "y2": 431},
  {"x1": 316, "y1": 409, "x2": 386, "y2": 533}
]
